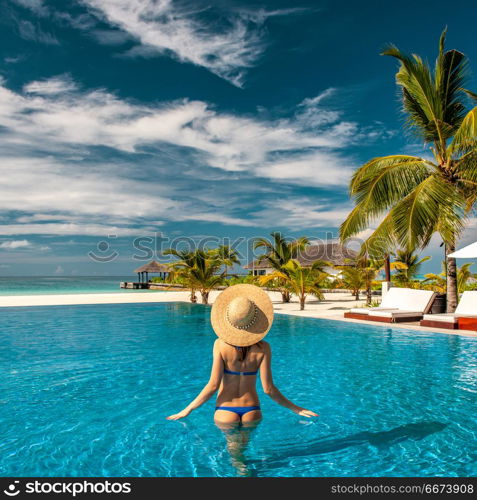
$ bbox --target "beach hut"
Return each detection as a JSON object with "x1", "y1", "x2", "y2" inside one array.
[{"x1": 133, "y1": 260, "x2": 170, "y2": 283}]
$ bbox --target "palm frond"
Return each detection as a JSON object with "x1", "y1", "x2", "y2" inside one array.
[
  {"x1": 258, "y1": 271, "x2": 287, "y2": 286},
  {"x1": 448, "y1": 106, "x2": 477, "y2": 156},
  {"x1": 391, "y1": 175, "x2": 466, "y2": 248},
  {"x1": 382, "y1": 30, "x2": 468, "y2": 144},
  {"x1": 463, "y1": 89, "x2": 477, "y2": 102},
  {"x1": 340, "y1": 155, "x2": 431, "y2": 241},
  {"x1": 435, "y1": 31, "x2": 468, "y2": 132}
]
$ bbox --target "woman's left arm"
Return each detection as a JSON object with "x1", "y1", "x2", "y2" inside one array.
[{"x1": 166, "y1": 339, "x2": 224, "y2": 420}]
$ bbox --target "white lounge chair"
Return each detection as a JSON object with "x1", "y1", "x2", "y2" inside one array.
[
  {"x1": 344, "y1": 288, "x2": 436, "y2": 323},
  {"x1": 420, "y1": 291, "x2": 477, "y2": 330}
]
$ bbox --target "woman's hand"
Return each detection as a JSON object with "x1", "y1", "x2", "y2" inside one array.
[
  {"x1": 166, "y1": 409, "x2": 191, "y2": 420},
  {"x1": 294, "y1": 407, "x2": 319, "y2": 418}
]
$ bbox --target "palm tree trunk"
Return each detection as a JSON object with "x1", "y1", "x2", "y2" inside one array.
[
  {"x1": 299, "y1": 295, "x2": 305, "y2": 310},
  {"x1": 366, "y1": 286, "x2": 372, "y2": 306},
  {"x1": 201, "y1": 290, "x2": 209, "y2": 305},
  {"x1": 384, "y1": 254, "x2": 391, "y2": 281},
  {"x1": 446, "y1": 242, "x2": 458, "y2": 313},
  {"x1": 355, "y1": 290, "x2": 360, "y2": 300},
  {"x1": 190, "y1": 288, "x2": 197, "y2": 303},
  {"x1": 281, "y1": 290, "x2": 290, "y2": 303}
]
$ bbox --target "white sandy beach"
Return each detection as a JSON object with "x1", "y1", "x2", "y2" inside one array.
[{"x1": 1, "y1": 289, "x2": 476, "y2": 337}]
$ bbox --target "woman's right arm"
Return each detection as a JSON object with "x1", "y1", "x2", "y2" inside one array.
[
  {"x1": 259, "y1": 342, "x2": 319, "y2": 418},
  {"x1": 166, "y1": 339, "x2": 224, "y2": 420}
]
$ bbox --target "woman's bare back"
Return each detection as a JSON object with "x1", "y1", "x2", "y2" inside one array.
[{"x1": 215, "y1": 340, "x2": 266, "y2": 407}]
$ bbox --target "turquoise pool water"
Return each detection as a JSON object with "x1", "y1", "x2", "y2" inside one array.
[{"x1": 0, "y1": 302, "x2": 476, "y2": 477}]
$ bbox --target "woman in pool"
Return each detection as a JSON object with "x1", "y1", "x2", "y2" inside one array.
[{"x1": 167, "y1": 284, "x2": 318, "y2": 426}]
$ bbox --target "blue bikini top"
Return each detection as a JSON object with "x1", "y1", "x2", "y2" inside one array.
[
  {"x1": 224, "y1": 344, "x2": 258, "y2": 375},
  {"x1": 224, "y1": 368, "x2": 258, "y2": 376}
]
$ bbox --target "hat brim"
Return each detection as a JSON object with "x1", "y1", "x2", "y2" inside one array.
[{"x1": 211, "y1": 284, "x2": 274, "y2": 347}]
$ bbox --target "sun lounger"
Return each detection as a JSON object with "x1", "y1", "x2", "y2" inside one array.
[
  {"x1": 420, "y1": 291, "x2": 477, "y2": 330},
  {"x1": 344, "y1": 288, "x2": 436, "y2": 322},
  {"x1": 344, "y1": 287, "x2": 409, "y2": 320}
]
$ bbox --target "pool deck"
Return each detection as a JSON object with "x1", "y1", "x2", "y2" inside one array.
[{"x1": 1, "y1": 290, "x2": 476, "y2": 338}]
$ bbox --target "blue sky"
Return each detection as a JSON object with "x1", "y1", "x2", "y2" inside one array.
[{"x1": 0, "y1": 0, "x2": 476, "y2": 276}]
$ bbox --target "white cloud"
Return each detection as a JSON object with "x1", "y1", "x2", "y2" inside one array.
[
  {"x1": 4, "y1": 55, "x2": 25, "y2": 64},
  {"x1": 0, "y1": 223, "x2": 151, "y2": 237},
  {"x1": 0, "y1": 239, "x2": 31, "y2": 249},
  {"x1": 0, "y1": 154, "x2": 251, "y2": 235},
  {"x1": 17, "y1": 20, "x2": 59, "y2": 45},
  {"x1": 0, "y1": 76, "x2": 388, "y2": 236},
  {"x1": 252, "y1": 198, "x2": 354, "y2": 229},
  {"x1": 54, "y1": 265, "x2": 64, "y2": 275},
  {"x1": 24, "y1": 76, "x2": 77, "y2": 95},
  {"x1": 12, "y1": 0, "x2": 49, "y2": 17},
  {"x1": 255, "y1": 152, "x2": 353, "y2": 187},
  {"x1": 0, "y1": 77, "x2": 360, "y2": 174},
  {"x1": 89, "y1": 29, "x2": 132, "y2": 46},
  {"x1": 79, "y1": 0, "x2": 285, "y2": 86},
  {"x1": 457, "y1": 217, "x2": 477, "y2": 247}
]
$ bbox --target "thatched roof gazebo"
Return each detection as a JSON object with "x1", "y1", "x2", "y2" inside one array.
[{"x1": 133, "y1": 260, "x2": 170, "y2": 283}]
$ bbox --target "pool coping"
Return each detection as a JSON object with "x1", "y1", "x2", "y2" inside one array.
[{"x1": 1, "y1": 291, "x2": 476, "y2": 339}]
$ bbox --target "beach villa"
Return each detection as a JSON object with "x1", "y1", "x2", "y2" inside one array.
[{"x1": 244, "y1": 242, "x2": 357, "y2": 277}]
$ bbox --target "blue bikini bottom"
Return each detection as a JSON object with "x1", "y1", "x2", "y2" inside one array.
[{"x1": 215, "y1": 406, "x2": 261, "y2": 417}]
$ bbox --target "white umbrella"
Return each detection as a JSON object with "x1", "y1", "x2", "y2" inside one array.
[{"x1": 448, "y1": 241, "x2": 477, "y2": 258}]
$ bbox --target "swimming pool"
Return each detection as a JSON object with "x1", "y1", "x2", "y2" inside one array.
[{"x1": 0, "y1": 302, "x2": 476, "y2": 477}]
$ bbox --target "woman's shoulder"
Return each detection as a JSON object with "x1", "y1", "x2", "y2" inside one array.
[
  {"x1": 254, "y1": 340, "x2": 270, "y2": 353},
  {"x1": 214, "y1": 338, "x2": 226, "y2": 347},
  {"x1": 214, "y1": 338, "x2": 231, "y2": 352}
]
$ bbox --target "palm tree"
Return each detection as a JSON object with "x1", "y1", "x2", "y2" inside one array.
[
  {"x1": 340, "y1": 30, "x2": 477, "y2": 312},
  {"x1": 336, "y1": 265, "x2": 366, "y2": 300},
  {"x1": 457, "y1": 262, "x2": 477, "y2": 293},
  {"x1": 253, "y1": 232, "x2": 310, "y2": 303},
  {"x1": 392, "y1": 249, "x2": 431, "y2": 283},
  {"x1": 423, "y1": 262, "x2": 476, "y2": 294},
  {"x1": 259, "y1": 260, "x2": 328, "y2": 310},
  {"x1": 211, "y1": 244, "x2": 241, "y2": 278},
  {"x1": 187, "y1": 250, "x2": 224, "y2": 304},
  {"x1": 163, "y1": 248, "x2": 199, "y2": 303},
  {"x1": 356, "y1": 258, "x2": 381, "y2": 306},
  {"x1": 337, "y1": 256, "x2": 401, "y2": 304}
]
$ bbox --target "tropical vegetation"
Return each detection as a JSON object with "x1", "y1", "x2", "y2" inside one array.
[
  {"x1": 211, "y1": 244, "x2": 241, "y2": 278},
  {"x1": 253, "y1": 232, "x2": 310, "y2": 303},
  {"x1": 259, "y1": 259, "x2": 329, "y2": 310},
  {"x1": 423, "y1": 262, "x2": 477, "y2": 294},
  {"x1": 164, "y1": 247, "x2": 232, "y2": 304},
  {"x1": 336, "y1": 256, "x2": 406, "y2": 304},
  {"x1": 336, "y1": 263, "x2": 370, "y2": 301},
  {"x1": 392, "y1": 249, "x2": 431, "y2": 284},
  {"x1": 163, "y1": 248, "x2": 200, "y2": 303},
  {"x1": 340, "y1": 30, "x2": 477, "y2": 312}
]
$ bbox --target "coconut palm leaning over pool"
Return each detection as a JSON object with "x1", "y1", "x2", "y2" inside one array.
[
  {"x1": 340, "y1": 29, "x2": 477, "y2": 313},
  {"x1": 166, "y1": 284, "x2": 319, "y2": 424}
]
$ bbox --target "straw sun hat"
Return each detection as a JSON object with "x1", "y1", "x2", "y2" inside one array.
[{"x1": 211, "y1": 284, "x2": 274, "y2": 347}]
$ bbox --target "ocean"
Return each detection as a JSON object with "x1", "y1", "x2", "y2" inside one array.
[{"x1": 0, "y1": 276, "x2": 152, "y2": 296}]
